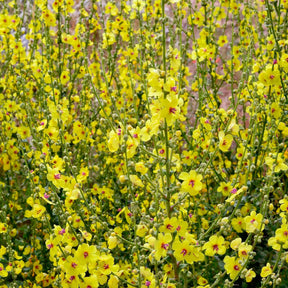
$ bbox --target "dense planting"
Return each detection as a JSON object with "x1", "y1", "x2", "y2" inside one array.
[{"x1": 0, "y1": 0, "x2": 288, "y2": 287}]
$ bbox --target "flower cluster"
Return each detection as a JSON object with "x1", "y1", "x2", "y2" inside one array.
[{"x1": 0, "y1": 0, "x2": 288, "y2": 287}]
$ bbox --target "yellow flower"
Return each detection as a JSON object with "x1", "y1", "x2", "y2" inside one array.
[
  {"x1": 179, "y1": 170, "x2": 203, "y2": 196},
  {"x1": 219, "y1": 131, "x2": 233, "y2": 152},
  {"x1": 217, "y1": 181, "x2": 233, "y2": 196},
  {"x1": 136, "y1": 224, "x2": 148, "y2": 237},
  {"x1": 105, "y1": 2, "x2": 118, "y2": 16},
  {"x1": 0, "y1": 223, "x2": 8, "y2": 234},
  {"x1": 175, "y1": 220, "x2": 189, "y2": 236},
  {"x1": 230, "y1": 238, "x2": 242, "y2": 250},
  {"x1": 74, "y1": 243, "x2": 99, "y2": 266},
  {"x1": 108, "y1": 235, "x2": 118, "y2": 250},
  {"x1": 63, "y1": 256, "x2": 87, "y2": 276},
  {"x1": 172, "y1": 238, "x2": 204, "y2": 264},
  {"x1": 77, "y1": 167, "x2": 89, "y2": 183},
  {"x1": 259, "y1": 64, "x2": 281, "y2": 86},
  {"x1": 160, "y1": 95, "x2": 185, "y2": 126},
  {"x1": 0, "y1": 246, "x2": 6, "y2": 257},
  {"x1": 274, "y1": 224, "x2": 288, "y2": 247},
  {"x1": 265, "y1": 153, "x2": 288, "y2": 173},
  {"x1": 236, "y1": 145, "x2": 246, "y2": 160},
  {"x1": 44, "y1": 126, "x2": 59, "y2": 142},
  {"x1": 36, "y1": 119, "x2": 47, "y2": 132},
  {"x1": 280, "y1": 53, "x2": 288, "y2": 72},
  {"x1": 140, "y1": 119, "x2": 160, "y2": 142},
  {"x1": 238, "y1": 243, "x2": 252, "y2": 260},
  {"x1": 60, "y1": 70, "x2": 70, "y2": 85},
  {"x1": 197, "y1": 277, "x2": 209, "y2": 286},
  {"x1": 245, "y1": 269, "x2": 256, "y2": 283},
  {"x1": 126, "y1": 137, "x2": 138, "y2": 158},
  {"x1": 224, "y1": 256, "x2": 242, "y2": 280},
  {"x1": 159, "y1": 217, "x2": 178, "y2": 233},
  {"x1": 13, "y1": 260, "x2": 25, "y2": 274},
  {"x1": 270, "y1": 102, "x2": 282, "y2": 119},
  {"x1": 268, "y1": 236, "x2": 281, "y2": 251},
  {"x1": 261, "y1": 263, "x2": 272, "y2": 278},
  {"x1": 135, "y1": 162, "x2": 148, "y2": 175},
  {"x1": 18, "y1": 126, "x2": 31, "y2": 139},
  {"x1": 163, "y1": 77, "x2": 177, "y2": 94},
  {"x1": 41, "y1": 9, "x2": 56, "y2": 26},
  {"x1": 129, "y1": 175, "x2": 144, "y2": 188},
  {"x1": 107, "y1": 130, "x2": 120, "y2": 152},
  {"x1": 226, "y1": 186, "x2": 246, "y2": 203},
  {"x1": 30, "y1": 204, "x2": 46, "y2": 219},
  {"x1": 154, "y1": 233, "x2": 172, "y2": 261},
  {"x1": 108, "y1": 275, "x2": 119, "y2": 288},
  {"x1": 47, "y1": 166, "x2": 64, "y2": 188},
  {"x1": 203, "y1": 235, "x2": 226, "y2": 256},
  {"x1": 244, "y1": 211, "x2": 264, "y2": 233},
  {"x1": 0, "y1": 263, "x2": 8, "y2": 277},
  {"x1": 280, "y1": 199, "x2": 288, "y2": 212},
  {"x1": 103, "y1": 32, "x2": 116, "y2": 48},
  {"x1": 132, "y1": 0, "x2": 145, "y2": 10},
  {"x1": 98, "y1": 254, "x2": 118, "y2": 275},
  {"x1": 80, "y1": 275, "x2": 99, "y2": 288},
  {"x1": 217, "y1": 35, "x2": 228, "y2": 47}
]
